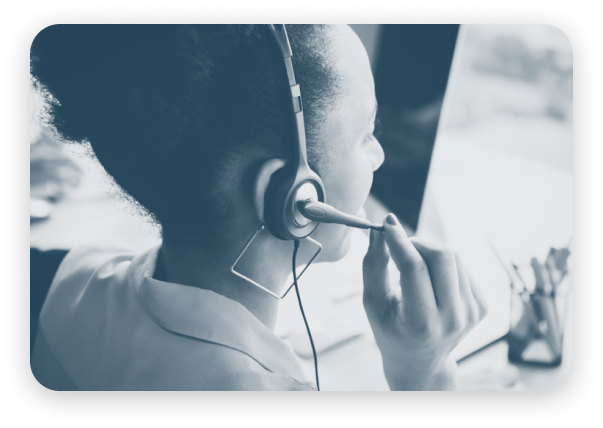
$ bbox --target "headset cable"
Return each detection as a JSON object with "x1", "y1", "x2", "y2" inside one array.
[{"x1": 292, "y1": 239, "x2": 320, "y2": 391}]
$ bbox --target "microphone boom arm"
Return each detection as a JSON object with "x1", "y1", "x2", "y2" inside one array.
[{"x1": 298, "y1": 200, "x2": 384, "y2": 232}]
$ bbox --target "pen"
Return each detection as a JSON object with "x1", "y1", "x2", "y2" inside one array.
[
  {"x1": 552, "y1": 247, "x2": 571, "y2": 275},
  {"x1": 544, "y1": 250, "x2": 560, "y2": 297},
  {"x1": 485, "y1": 237, "x2": 527, "y2": 296},
  {"x1": 511, "y1": 263, "x2": 530, "y2": 297},
  {"x1": 531, "y1": 257, "x2": 549, "y2": 295},
  {"x1": 531, "y1": 293, "x2": 563, "y2": 357}
]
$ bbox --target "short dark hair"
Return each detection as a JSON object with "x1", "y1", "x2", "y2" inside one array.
[{"x1": 31, "y1": 24, "x2": 340, "y2": 242}]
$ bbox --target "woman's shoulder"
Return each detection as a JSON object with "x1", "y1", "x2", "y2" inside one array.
[
  {"x1": 65, "y1": 244, "x2": 136, "y2": 260},
  {"x1": 202, "y1": 343, "x2": 318, "y2": 391},
  {"x1": 134, "y1": 336, "x2": 316, "y2": 391},
  {"x1": 52, "y1": 244, "x2": 141, "y2": 286},
  {"x1": 42, "y1": 244, "x2": 155, "y2": 319}
]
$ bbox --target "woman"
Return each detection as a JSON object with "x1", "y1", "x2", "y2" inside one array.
[{"x1": 30, "y1": 24, "x2": 487, "y2": 390}]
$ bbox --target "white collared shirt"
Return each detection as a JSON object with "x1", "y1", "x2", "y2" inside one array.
[{"x1": 31, "y1": 245, "x2": 316, "y2": 391}]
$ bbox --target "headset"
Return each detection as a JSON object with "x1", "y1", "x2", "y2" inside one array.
[
  {"x1": 263, "y1": 24, "x2": 383, "y2": 242},
  {"x1": 263, "y1": 24, "x2": 325, "y2": 241},
  {"x1": 256, "y1": 24, "x2": 384, "y2": 392}
]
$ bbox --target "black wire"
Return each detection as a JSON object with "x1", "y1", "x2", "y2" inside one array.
[{"x1": 292, "y1": 239, "x2": 320, "y2": 391}]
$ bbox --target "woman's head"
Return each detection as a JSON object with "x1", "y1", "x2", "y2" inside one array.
[
  {"x1": 31, "y1": 24, "x2": 383, "y2": 261},
  {"x1": 290, "y1": 24, "x2": 384, "y2": 261}
]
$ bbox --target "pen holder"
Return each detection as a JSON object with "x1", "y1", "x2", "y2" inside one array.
[{"x1": 506, "y1": 252, "x2": 571, "y2": 367}]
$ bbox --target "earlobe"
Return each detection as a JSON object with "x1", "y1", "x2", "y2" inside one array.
[{"x1": 253, "y1": 158, "x2": 287, "y2": 223}]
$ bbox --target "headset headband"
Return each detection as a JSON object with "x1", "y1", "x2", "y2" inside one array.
[
  {"x1": 268, "y1": 24, "x2": 311, "y2": 181},
  {"x1": 262, "y1": 24, "x2": 326, "y2": 241}
]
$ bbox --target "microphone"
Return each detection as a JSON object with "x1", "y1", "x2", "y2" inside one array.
[{"x1": 298, "y1": 200, "x2": 384, "y2": 232}]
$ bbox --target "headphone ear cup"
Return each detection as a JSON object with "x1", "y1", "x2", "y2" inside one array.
[{"x1": 263, "y1": 166, "x2": 295, "y2": 240}]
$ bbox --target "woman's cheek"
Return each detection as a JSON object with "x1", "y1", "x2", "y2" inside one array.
[
  {"x1": 348, "y1": 152, "x2": 375, "y2": 212},
  {"x1": 313, "y1": 221, "x2": 354, "y2": 262}
]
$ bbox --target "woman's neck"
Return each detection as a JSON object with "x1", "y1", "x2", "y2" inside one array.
[{"x1": 156, "y1": 234, "x2": 294, "y2": 331}]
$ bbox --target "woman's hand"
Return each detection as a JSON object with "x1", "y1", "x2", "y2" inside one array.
[{"x1": 362, "y1": 213, "x2": 489, "y2": 390}]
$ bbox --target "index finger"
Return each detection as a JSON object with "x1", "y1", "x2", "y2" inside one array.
[{"x1": 383, "y1": 214, "x2": 437, "y2": 317}]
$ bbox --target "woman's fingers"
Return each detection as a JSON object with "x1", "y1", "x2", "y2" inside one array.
[
  {"x1": 362, "y1": 213, "x2": 488, "y2": 339},
  {"x1": 457, "y1": 256, "x2": 488, "y2": 325},
  {"x1": 467, "y1": 270, "x2": 489, "y2": 322},
  {"x1": 411, "y1": 240, "x2": 461, "y2": 311},
  {"x1": 361, "y1": 213, "x2": 489, "y2": 391},
  {"x1": 362, "y1": 228, "x2": 392, "y2": 311},
  {"x1": 382, "y1": 214, "x2": 437, "y2": 321},
  {"x1": 454, "y1": 253, "x2": 480, "y2": 329}
]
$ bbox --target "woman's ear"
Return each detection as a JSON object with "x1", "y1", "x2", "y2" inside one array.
[{"x1": 253, "y1": 158, "x2": 287, "y2": 223}]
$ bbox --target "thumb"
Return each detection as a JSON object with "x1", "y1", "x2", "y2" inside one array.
[{"x1": 362, "y1": 228, "x2": 391, "y2": 310}]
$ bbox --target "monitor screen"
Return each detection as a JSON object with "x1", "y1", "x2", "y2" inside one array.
[{"x1": 417, "y1": 24, "x2": 573, "y2": 359}]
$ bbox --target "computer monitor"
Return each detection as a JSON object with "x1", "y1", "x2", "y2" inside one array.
[{"x1": 417, "y1": 24, "x2": 573, "y2": 359}]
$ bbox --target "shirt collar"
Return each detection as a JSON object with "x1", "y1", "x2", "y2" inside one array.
[{"x1": 127, "y1": 245, "x2": 308, "y2": 381}]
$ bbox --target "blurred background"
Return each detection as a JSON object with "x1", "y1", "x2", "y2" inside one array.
[
  {"x1": 30, "y1": 24, "x2": 573, "y2": 391},
  {"x1": 352, "y1": 24, "x2": 572, "y2": 230},
  {"x1": 445, "y1": 25, "x2": 572, "y2": 171}
]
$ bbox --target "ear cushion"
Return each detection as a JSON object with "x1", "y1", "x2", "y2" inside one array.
[{"x1": 263, "y1": 165, "x2": 295, "y2": 240}]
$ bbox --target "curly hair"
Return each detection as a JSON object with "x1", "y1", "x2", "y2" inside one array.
[{"x1": 31, "y1": 24, "x2": 341, "y2": 242}]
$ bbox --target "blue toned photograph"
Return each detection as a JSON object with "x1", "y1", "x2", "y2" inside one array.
[{"x1": 30, "y1": 24, "x2": 572, "y2": 391}]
